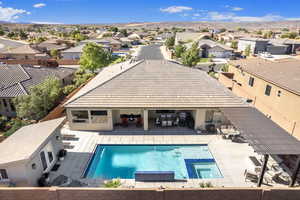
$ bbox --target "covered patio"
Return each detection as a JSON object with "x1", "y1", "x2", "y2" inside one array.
[{"x1": 220, "y1": 107, "x2": 300, "y2": 187}]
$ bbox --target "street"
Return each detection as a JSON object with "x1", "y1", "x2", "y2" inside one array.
[{"x1": 136, "y1": 44, "x2": 164, "y2": 60}]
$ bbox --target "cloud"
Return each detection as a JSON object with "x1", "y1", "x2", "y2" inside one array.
[
  {"x1": 31, "y1": 21, "x2": 63, "y2": 24},
  {"x1": 33, "y1": 3, "x2": 46, "y2": 8},
  {"x1": 231, "y1": 7, "x2": 244, "y2": 11},
  {"x1": 204, "y1": 12, "x2": 292, "y2": 22},
  {"x1": 160, "y1": 6, "x2": 193, "y2": 13},
  {"x1": 225, "y1": 5, "x2": 244, "y2": 11},
  {"x1": 0, "y1": 6, "x2": 29, "y2": 22}
]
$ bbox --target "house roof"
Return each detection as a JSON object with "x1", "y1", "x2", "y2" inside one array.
[
  {"x1": 0, "y1": 64, "x2": 75, "y2": 98},
  {"x1": 229, "y1": 58, "x2": 300, "y2": 95},
  {"x1": 37, "y1": 41, "x2": 67, "y2": 51},
  {"x1": 269, "y1": 39, "x2": 300, "y2": 45},
  {"x1": 1, "y1": 44, "x2": 41, "y2": 55},
  {"x1": 61, "y1": 44, "x2": 86, "y2": 53},
  {"x1": 0, "y1": 117, "x2": 65, "y2": 165},
  {"x1": 175, "y1": 32, "x2": 209, "y2": 44},
  {"x1": 239, "y1": 37, "x2": 269, "y2": 42},
  {"x1": 198, "y1": 39, "x2": 233, "y2": 51},
  {"x1": 65, "y1": 60, "x2": 248, "y2": 108}
]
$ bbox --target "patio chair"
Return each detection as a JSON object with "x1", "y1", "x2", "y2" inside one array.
[
  {"x1": 136, "y1": 117, "x2": 143, "y2": 127},
  {"x1": 244, "y1": 169, "x2": 258, "y2": 182},
  {"x1": 155, "y1": 117, "x2": 161, "y2": 127},
  {"x1": 121, "y1": 117, "x2": 128, "y2": 127},
  {"x1": 173, "y1": 117, "x2": 179, "y2": 126},
  {"x1": 162, "y1": 120, "x2": 167, "y2": 127}
]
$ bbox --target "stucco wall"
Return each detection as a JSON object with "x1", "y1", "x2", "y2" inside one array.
[
  {"x1": 0, "y1": 129, "x2": 63, "y2": 186},
  {"x1": 0, "y1": 188, "x2": 300, "y2": 200},
  {"x1": 219, "y1": 65, "x2": 300, "y2": 139},
  {"x1": 67, "y1": 108, "x2": 113, "y2": 131}
]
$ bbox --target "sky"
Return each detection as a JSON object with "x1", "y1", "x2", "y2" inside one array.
[{"x1": 1, "y1": 0, "x2": 300, "y2": 24}]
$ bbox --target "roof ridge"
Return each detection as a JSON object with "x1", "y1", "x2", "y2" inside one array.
[{"x1": 64, "y1": 59, "x2": 145, "y2": 106}]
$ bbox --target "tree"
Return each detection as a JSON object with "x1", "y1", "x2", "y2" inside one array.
[
  {"x1": 244, "y1": 45, "x2": 251, "y2": 56},
  {"x1": 181, "y1": 42, "x2": 200, "y2": 67},
  {"x1": 119, "y1": 29, "x2": 128, "y2": 37},
  {"x1": 263, "y1": 31, "x2": 274, "y2": 39},
  {"x1": 18, "y1": 30, "x2": 28, "y2": 40},
  {"x1": 79, "y1": 43, "x2": 112, "y2": 73},
  {"x1": 7, "y1": 32, "x2": 16, "y2": 39},
  {"x1": 231, "y1": 41, "x2": 238, "y2": 49},
  {"x1": 174, "y1": 44, "x2": 186, "y2": 58},
  {"x1": 109, "y1": 26, "x2": 118, "y2": 33},
  {"x1": 73, "y1": 68, "x2": 94, "y2": 87},
  {"x1": 14, "y1": 77, "x2": 62, "y2": 120},
  {"x1": 50, "y1": 49, "x2": 60, "y2": 59},
  {"x1": 0, "y1": 28, "x2": 5, "y2": 36},
  {"x1": 256, "y1": 30, "x2": 263, "y2": 35},
  {"x1": 165, "y1": 36, "x2": 175, "y2": 49},
  {"x1": 281, "y1": 32, "x2": 298, "y2": 39}
]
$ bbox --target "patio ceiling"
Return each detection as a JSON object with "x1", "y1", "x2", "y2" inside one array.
[{"x1": 220, "y1": 107, "x2": 300, "y2": 155}]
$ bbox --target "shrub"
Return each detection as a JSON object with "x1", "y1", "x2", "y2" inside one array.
[
  {"x1": 199, "y1": 182, "x2": 213, "y2": 188},
  {"x1": 63, "y1": 85, "x2": 77, "y2": 95},
  {"x1": 104, "y1": 179, "x2": 122, "y2": 188}
]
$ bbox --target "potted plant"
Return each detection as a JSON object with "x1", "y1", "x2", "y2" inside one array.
[
  {"x1": 58, "y1": 149, "x2": 67, "y2": 161},
  {"x1": 38, "y1": 173, "x2": 50, "y2": 187}
]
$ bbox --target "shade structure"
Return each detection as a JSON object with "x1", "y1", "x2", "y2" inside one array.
[{"x1": 220, "y1": 107, "x2": 300, "y2": 155}]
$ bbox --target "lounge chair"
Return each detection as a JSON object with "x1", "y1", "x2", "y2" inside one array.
[
  {"x1": 244, "y1": 169, "x2": 258, "y2": 182},
  {"x1": 244, "y1": 169, "x2": 272, "y2": 184}
]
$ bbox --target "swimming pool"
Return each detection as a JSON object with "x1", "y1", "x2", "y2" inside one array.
[{"x1": 84, "y1": 145, "x2": 223, "y2": 180}]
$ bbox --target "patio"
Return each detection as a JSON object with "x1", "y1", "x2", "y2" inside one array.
[{"x1": 47, "y1": 123, "x2": 289, "y2": 188}]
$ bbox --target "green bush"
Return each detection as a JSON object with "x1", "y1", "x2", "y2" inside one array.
[
  {"x1": 63, "y1": 85, "x2": 77, "y2": 95},
  {"x1": 199, "y1": 182, "x2": 213, "y2": 188},
  {"x1": 104, "y1": 179, "x2": 121, "y2": 188}
]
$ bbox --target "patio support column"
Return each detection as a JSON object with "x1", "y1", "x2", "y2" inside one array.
[
  {"x1": 289, "y1": 156, "x2": 300, "y2": 187},
  {"x1": 194, "y1": 109, "x2": 206, "y2": 130},
  {"x1": 144, "y1": 109, "x2": 148, "y2": 131},
  {"x1": 257, "y1": 154, "x2": 269, "y2": 187}
]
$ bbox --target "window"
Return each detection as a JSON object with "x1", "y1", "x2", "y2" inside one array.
[
  {"x1": 8, "y1": 99, "x2": 15, "y2": 112},
  {"x1": 91, "y1": 110, "x2": 108, "y2": 123},
  {"x1": 71, "y1": 110, "x2": 89, "y2": 123},
  {"x1": 48, "y1": 152, "x2": 54, "y2": 163},
  {"x1": 91, "y1": 111, "x2": 107, "y2": 116},
  {"x1": 0, "y1": 169, "x2": 8, "y2": 180},
  {"x1": 40, "y1": 151, "x2": 48, "y2": 171},
  {"x1": 248, "y1": 77, "x2": 255, "y2": 87},
  {"x1": 265, "y1": 85, "x2": 272, "y2": 96},
  {"x1": 2, "y1": 99, "x2": 7, "y2": 107},
  {"x1": 31, "y1": 163, "x2": 37, "y2": 170}
]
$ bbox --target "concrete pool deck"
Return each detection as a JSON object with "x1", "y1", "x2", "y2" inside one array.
[{"x1": 50, "y1": 125, "x2": 265, "y2": 188}]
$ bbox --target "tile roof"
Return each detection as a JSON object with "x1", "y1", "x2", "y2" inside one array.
[
  {"x1": 65, "y1": 60, "x2": 247, "y2": 108},
  {"x1": 61, "y1": 44, "x2": 86, "y2": 53},
  {"x1": 0, "y1": 118, "x2": 65, "y2": 165},
  {"x1": 176, "y1": 32, "x2": 208, "y2": 43},
  {"x1": 229, "y1": 58, "x2": 300, "y2": 95},
  {"x1": 0, "y1": 64, "x2": 75, "y2": 98},
  {"x1": 198, "y1": 39, "x2": 234, "y2": 51},
  {"x1": 239, "y1": 37, "x2": 269, "y2": 42},
  {"x1": 1, "y1": 44, "x2": 41, "y2": 54}
]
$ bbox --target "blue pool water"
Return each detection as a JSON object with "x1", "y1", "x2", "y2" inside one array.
[{"x1": 84, "y1": 145, "x2": 223, "y2": 179}]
